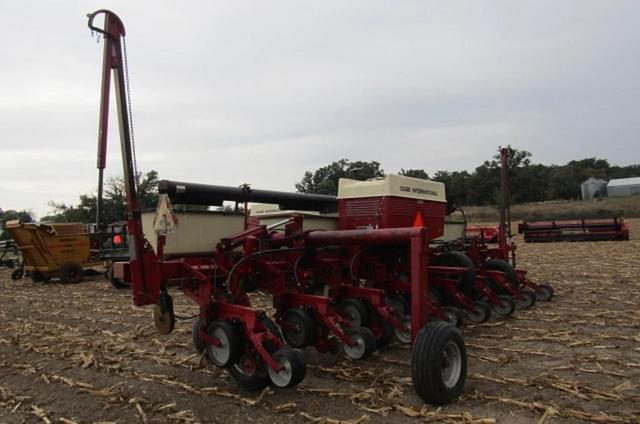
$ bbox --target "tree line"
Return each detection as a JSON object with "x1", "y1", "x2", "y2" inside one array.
[
  {"x1": 296, "y1": 148, "x2": 640, "y2": 206},
  {"x1": 3, "y1": 148, "x2": 639, "y2": 233}
]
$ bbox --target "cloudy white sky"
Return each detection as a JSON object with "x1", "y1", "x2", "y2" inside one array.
[{"x1": 1, "y1": 1, "x2": 639, "y2": 218}]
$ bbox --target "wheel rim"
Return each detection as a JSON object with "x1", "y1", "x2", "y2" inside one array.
[
  {"x1": 268, "y1": 355, "x2": 293, "y2": 387},
  {"x1": 343, "y1": 304, "x2": 362, "y2": 327},
  {"x1": 395, "y1": 318, "x2": 411, "y2": 344},
  {"x1": 209, "y1": 326, "x2": 231, "y2": 366},
  {"x1": 441, "y1": 340, "x2": 463, "y2": 389},
  {"x1": 344, "y1": 333, "x2": 366, "y2": 359},
  {"x1": 494, "y1": 298, "x2": 512, "y2": 316},
  {"x1": 537, "y1": 285, "x2": 553, "y2": 301},
  {"x1": 517, "y1": 292, "x2": 534, "y2": 308},
  {"x1": 468, "y1": 306, "x2": 485, "y2": 323},
  {"x1": 285, "y1": 316, "x2": 305, "y2": 347}
]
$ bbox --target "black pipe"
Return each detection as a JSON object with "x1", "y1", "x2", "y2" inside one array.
[{"x1": 158, "y1": 180, "x2": 337, "y2": 213}]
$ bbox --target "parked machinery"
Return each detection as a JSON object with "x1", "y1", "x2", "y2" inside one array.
[
  {"x1": 518, "y1": 217, "x2": 630, "y2": 242},
  {"x1": 4, "y1": 220, "x2": 96, "y2": 283},
  {"x1": 443, "y1": 148, "x2": 555, "y2": 302},
  {"x1": 87, "y1": 9, "x2": 467, "y2": 405}
]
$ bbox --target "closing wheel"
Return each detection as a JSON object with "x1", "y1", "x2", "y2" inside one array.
[
  {"x1": 343, "y1": 327, "x2": 376, "y2": 360},
  {"x1": 206, "y1": 321, "x2": 242, "y2": 368},
  {"x1": 60, "y1": 262, "x2": 83, "y2": 284},
  {"x1": 467, "y1": 301, "x2": 491, "y2": 323},
  {"x1": 376, "y1": 320, "x2": 395, "y2": 349},
  {"x1": 394, "y1": 317, "x2": 412, "y2": 344},
  {"x1": 192, "y1": 315, "x2": 206, "y2": 354},
  {"x1": 516, "y1": 289, "x2": 536, "y2": 308},
  {"x1": 11, "y1": 268, "x2": 23, "y2": 280},
  {"x1": 230, "y1": 354, "x2": 270, "y2": 391},
  {"x1": 268, "y1": 348, "x2": 306, "y2": 388},
  {"x1": 442, "y1": 306, "x2": 464, "y2": 328},
  {"x1": 492, "y1": 295, "x2": 516, "y2": 317},
  {"x1": 339, "y1": 298, "x2": 370, "y2": 327},
  {"x1": 411, "y1": 321, "x2": 467, "y2": 405},
  {"x1": 535, "y1": 283, "x2": 554, "y2": 301},
  {"x1": 282, "y1": 309, "x2": 316, "y2": 348}
]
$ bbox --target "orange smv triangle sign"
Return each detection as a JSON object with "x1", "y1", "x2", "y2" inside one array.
[{"x1": 413, "y1": 211, "x2": 424, "y2": 227}]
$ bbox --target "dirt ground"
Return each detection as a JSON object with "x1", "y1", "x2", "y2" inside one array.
[{"x1": 1, "y1": 221, "x2": 639, "y2": 424}]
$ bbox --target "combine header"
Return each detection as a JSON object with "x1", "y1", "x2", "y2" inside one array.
[
  {"x1": 87, "y1": 9, "x2": 467, "y2": 405},
  {"x1": 518, "y1": 217, "x2": 630, "y2": 242}
]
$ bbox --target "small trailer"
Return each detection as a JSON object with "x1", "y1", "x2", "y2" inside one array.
[{"x1": 4, "y1": 220, "x2": 96, "y2": 283}]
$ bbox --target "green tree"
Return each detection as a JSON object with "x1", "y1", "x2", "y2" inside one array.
[
  {"x1": 43, "y1": 170, "x2": 159, "y2": 224},
  {"x1": 399, "y1": 169, "x2": 429, "y2": 179},
  {"x1": 0, "y1": 209, "x2": 33, "y2": 240},
  {"x1": 296, "y1": 159, "x2": 385, "y2": 195},
  {"x1": 432, "y1": 170, "x2": 471, "y2": 206}
]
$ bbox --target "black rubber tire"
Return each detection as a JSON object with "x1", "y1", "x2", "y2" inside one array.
[
  {"x1": 411, "y1": 321, "x2": 467, "y2": 405},
  {"x1": 394, "y1": 317, "x2": 412, "y2": 344},
  {"x1": 432, "y1": 252, "x2": 476, "y2": 297},
  {"x1": 376, "y1": 320, "x2": 395, "y2": 349},
  {"x1": 385, "y1": 295, "x2": 408, "y2": 316},
  {"x1": 344, "y1": 327, "x2": 376, "y2": 360},
  {"x1": 516, "y1": 288, "x2": 536, "y2": 308},
  {"x1": 429, "y1": 287, "x2": 445, "y2": 306},
  {"x1": 60, "y1": 262, "x2": 83, "y2": 284},
  {"x1": 206, "y1": 320, "x2": 243, "y2": 368},
  {"x1": 11, "y1": 268, "x2": 23, "y2": 281},
  {"x1": 339, "y1": 298, "x2": 370, "y2": 327},
  {"x1": 492, "y1": 295, "x2": 516, "y2": 317},
  {"x1": 192, "y1": 315, "x2": 206, "y2": 354},
  {"x1": 467, "y1": 301, "x2": 491, "y2": 324},
  {"x1": 442, "y1": 306, "x2": 464, "y2": 328},
  {"x1": 108, "y1": 264, "x2": 130, "y2": 289},
  {"x1": 483, "y1": 259, "x2": 518, "y2": 289},
  {"x1": 535, "y1": 283, "x2": 554, "y2": 301},
  {"x1": 268, "y1": 348, "x2": 306, "y2": 388},
  {"x1": 282, "y1": 309, "x2": 316, "y2": 348},
  {"x1": 229, "y1": 363, "x2": 270, "y2": 391},
  {"x1": 30, "y1": 271, "x2": 47, "y2": 283}
]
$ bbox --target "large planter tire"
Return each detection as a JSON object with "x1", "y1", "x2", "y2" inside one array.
[
  {"x1": 483, "y1": 259, "x2": 518, "y2": 289},
  {"x1": 411, "y1": 321, "x2": 467, "y2": 405},
  {"x1": 432, "y1": 252, "x2": 475, "y2": 298}
]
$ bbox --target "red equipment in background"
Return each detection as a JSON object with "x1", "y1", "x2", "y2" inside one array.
[
  {"x1": 464, "y1": 225, "x2": 498, "y2": 243},
  {"x1": 87, "y1": 9, "x2": 467, "y2": 405},
  {"x1": 518, "y1": 218, "x2": 630, "y2": 242},
  {"x1": 462, "y1": 147, "x2": 555, "y2": 302}
]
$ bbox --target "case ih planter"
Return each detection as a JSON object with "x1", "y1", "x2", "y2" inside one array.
[{"x1": 87, "y1": 9, "x2": 466, "y2": 404}]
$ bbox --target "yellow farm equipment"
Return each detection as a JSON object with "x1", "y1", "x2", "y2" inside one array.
[{"x1": 4, "y1": 220, "x2": 100, "y2": 283}]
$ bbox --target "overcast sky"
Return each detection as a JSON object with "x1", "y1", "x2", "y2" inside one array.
[{"x1": 1, "y1": 1, "x2": 639, "y2": 218}]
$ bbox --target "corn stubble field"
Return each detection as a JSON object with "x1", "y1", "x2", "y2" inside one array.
[{"x1": 1, "y1": 223, "x2": 639, "y2": 424}]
